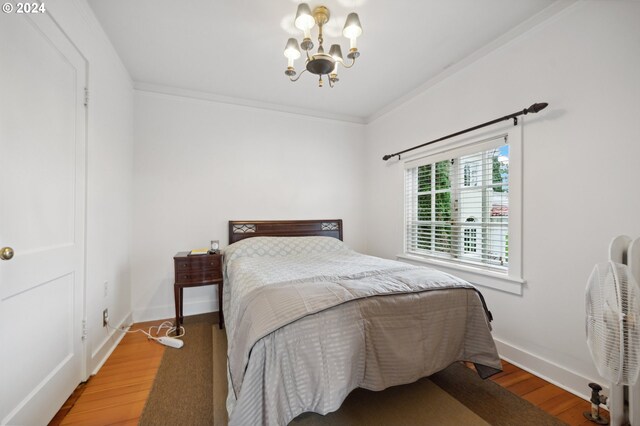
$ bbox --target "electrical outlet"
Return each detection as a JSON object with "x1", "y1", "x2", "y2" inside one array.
[
  {"x1": 103, "y1": 281, "x2": 108, "y2": 297},
  {"x1": 103, "y1": 308, "x2": 109, "y2": 327}
]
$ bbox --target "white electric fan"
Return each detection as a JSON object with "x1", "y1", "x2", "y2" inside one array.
[{"x1": 584, "y1": 236, "x2": 640, "y2": 425}]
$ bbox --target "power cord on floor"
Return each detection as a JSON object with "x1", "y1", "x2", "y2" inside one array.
[{"x1": 107, "y1": 320, "x2": 186, "y2": 348}]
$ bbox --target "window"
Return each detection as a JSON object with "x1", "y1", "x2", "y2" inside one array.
[
  {"x1": 463, "y1": 217, "x2": 477, "y2": 253},
  {"x1": 404, "y1": 135, "x2": 512, "y2": 274}
]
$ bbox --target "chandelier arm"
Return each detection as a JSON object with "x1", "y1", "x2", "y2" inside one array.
[
  {"x1": 339, "y1": 57, "x2": 357, "y2": 69},
  {"x1": 289, "y1": 68, "x2": 308, "y2": 82}
]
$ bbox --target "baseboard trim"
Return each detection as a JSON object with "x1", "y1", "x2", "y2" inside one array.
[
  {"x1": 90, "y1": 311, "x2": 132, "y2": 376},
  {"x1": 132, "y1": 299, "x2": 217, "y2": 323},
  {"x1": 494, "y1": 338, "x2": 604, "y2": 404}
]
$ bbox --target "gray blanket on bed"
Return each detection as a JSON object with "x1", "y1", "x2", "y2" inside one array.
[
  {"x1": 228, "y1": 266, "x2": 495, "y2": 397},
  {"x1": 222, "y1": 237, "x2": 501, "y2": 426}
]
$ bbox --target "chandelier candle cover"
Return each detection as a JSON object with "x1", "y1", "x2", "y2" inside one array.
[{"x1": 284, "y1": 3, "x2": 362, "y2": 88}]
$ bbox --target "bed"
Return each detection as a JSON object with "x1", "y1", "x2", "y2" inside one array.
[{"x1": 223, "y1": 219, "x2": 501, "y2": 426}]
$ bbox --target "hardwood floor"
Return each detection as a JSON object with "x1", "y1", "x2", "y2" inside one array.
[
  {"x1": 468, "y1": 361, "x2": 607, "y2": 426},
  {"x1": 49, "y1": 320, "x2": 167, "y2": 426},
  {"x1": 52, "y1": 319, "x2": 605, "y2": 426}
]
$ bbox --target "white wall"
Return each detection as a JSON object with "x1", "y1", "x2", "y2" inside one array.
[
  {"x1": 363, "y1": 0, "x2": 640, "y2": 398},
  {"x1": 132, "y1": 91, "x2": 365, "y2": 321},
  {"x1": 47, "y1": 0, "x2": 134, "y2": 374}
]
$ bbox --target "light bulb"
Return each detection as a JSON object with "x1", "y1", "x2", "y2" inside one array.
[
  {"x1": 284, "y1": 38, "x2": 301, "y2": 60},
  {"x1": 342, "y1": 13, "x2": 362, "y2": 38},
  {"x1": 294, "y1": 3, "x2": 315, "y2": 32},
  {"x1": 343, "y1": 13, "x2": 362, "y2": 47}
]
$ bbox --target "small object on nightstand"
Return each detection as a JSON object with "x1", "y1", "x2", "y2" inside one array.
[
  {"x1": 174, "y1": 251, "x2": 224, "y2": 329},
  {"x1": 209, "y1": 240, "x2": 220, "y2": 254},
  {"x1": 189, "y1": 248, "x2": 209, "y2": 256}
]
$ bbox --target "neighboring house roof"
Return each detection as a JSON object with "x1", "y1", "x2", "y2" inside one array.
[{"x1": 491, "y1": 204, "x2": 508, "y2": 217}]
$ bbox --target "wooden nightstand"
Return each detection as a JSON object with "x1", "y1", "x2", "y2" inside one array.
[{"x1": 174, "y1": 252, "x2": 224, "y2": 329}]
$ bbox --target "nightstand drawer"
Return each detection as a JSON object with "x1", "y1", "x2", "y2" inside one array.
[
  {"x1": 175, "y1": 269, "x2": 222, "y2": 284},
  {"x1": 175, "y1": 256, "x2": 222, "y2": 272}
]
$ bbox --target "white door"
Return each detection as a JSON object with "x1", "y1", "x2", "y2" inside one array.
[{"x1": 0, "y1": 10, "x2": 87, "y2": 426}]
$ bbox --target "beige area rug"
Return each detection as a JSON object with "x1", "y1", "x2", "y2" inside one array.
[
  {"x1": 142, "y1": 318, "x2": 564, "y2": 425},
  {"x1": 139, "y1": 314, "x2": 214, "y2": 426},
  {"x1": 288, "y1": 376, "x2": 490, "y2": 426}
]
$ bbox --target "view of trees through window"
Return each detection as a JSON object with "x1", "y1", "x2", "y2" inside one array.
[{"x1": 416, "y1": 161, "x2": 452, "y2": 253}]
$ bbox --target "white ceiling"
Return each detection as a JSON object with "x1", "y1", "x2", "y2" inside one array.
[{"x1": 88, "y1": 0, "x2": 563, "y2": 122}]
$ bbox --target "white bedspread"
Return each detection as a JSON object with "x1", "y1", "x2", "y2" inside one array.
[{"x1": 222, "y1": 237, "x2": 500, "y2": 426}]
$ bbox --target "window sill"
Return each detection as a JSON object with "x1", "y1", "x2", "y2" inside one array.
[{"x1": 396, "y1": 253, "x2": 524, "y2": 295}]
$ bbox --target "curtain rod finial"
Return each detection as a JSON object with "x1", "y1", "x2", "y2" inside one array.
[
  {"x1": 382, "y1": 154, "x2": 392, "y2": 161},
  {"x1": 526, "y1": 102, "x2": 549, "y2": 114}
]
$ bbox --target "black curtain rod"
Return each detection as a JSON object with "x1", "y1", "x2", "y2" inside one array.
[{"x1": 382, "y1": 102, "x2": 549, "y2": 161}]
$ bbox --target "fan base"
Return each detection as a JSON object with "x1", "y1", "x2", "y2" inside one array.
[{"x1": 583, "y1": 411, "x2": 609, "y2": 425}]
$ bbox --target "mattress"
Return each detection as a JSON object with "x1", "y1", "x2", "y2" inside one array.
[{"x1": 222, "y1": 236, "x2": 501, "y2": 426}]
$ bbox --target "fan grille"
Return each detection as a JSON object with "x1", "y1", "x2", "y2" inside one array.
[{"x1": 586, "y1": 261, "x2": 640, "y2": 385}]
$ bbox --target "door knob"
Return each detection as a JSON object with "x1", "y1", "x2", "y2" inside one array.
[{"x1": 1, "y1": 247, "x2": 14, "y2": 261}]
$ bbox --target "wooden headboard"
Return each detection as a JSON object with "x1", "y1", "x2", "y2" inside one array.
[{"x1": 228, "y1": 219, "x2": 343, "y2": 244}]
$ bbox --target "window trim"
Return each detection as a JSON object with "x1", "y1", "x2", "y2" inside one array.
[
  {"x1": 401, "y1": 122, "x2": 523, "y2": 294},
  {"x1": 396, "y1": 253, "x2": 524, "y2": 295}
]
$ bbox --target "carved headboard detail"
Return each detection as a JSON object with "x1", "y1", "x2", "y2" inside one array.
[{"x1": 228, "y1": 220, "x2": 343, "y2": 244}]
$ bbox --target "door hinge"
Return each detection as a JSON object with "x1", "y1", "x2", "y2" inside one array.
[
  {"x1": 81, "y1": 319, "x2": 88, "y2": 341},
  {"x1": 84, "y1": 87, "x2": 89, "y2": 107}
]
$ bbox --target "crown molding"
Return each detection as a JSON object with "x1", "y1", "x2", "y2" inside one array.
[
  {"x1": 133, "y1": 82, "x2": 366, "y2": 125},
  {"x1": 365, "y1": 0, "x2": 579, "y2": 124}
]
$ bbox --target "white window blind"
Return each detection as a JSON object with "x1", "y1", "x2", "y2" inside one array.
[{"x1": 404, "y1": 135, "x2": 510, "y2": 273}]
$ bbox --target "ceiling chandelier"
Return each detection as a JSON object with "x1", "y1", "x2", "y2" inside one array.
[{"x1": 283, "y1": 3, "x2": 362, "y2": 88}]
